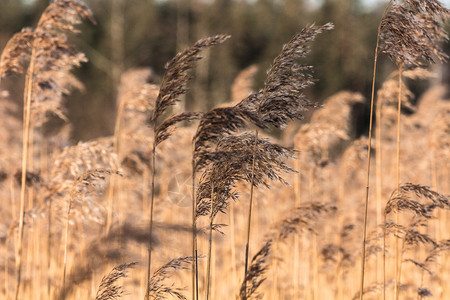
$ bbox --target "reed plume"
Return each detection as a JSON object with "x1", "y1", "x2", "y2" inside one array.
[
  {"x1": 384, "y1": 183, "x2": 448, "y2": 299},
  {"x1": 380, "y1": 0, "x2": 448, "y2": 68},
  {"x1": 149, "y1": 34, "x2": 231, "y2": 125},
  {"x1": 192, "y1": 101, "x2": 262, "y2": 299},
  {"x1": 240, "y1": 23, "x2": 333, "y2": 299},
  {"x1": 145, "y1": 34, "x2": 230, "y2": 300},
  {"x1": 0, "y1": 28, "x2": 34, "y2": 80},
  {"x1": 239, "y1": 23, "x2": 334, "y2": 129},
  {"x1": 62, "y1": 168, "x2": 120, "y2": 296},
  {"x1": 385, "y1": 183, "x2": 449, "y2": 218},
  {"x1": 239, "y1": 239, "x2": 272, "y2": 300},
  {"x1": 95, "y1": 262, "x2": 136, "y2": 300},
  {"x1": 195, "y1": 132, "x2": 294, "y2": 299},
  {"x1": 25, "y1": 0, "x2": 95, "y2": 127},
  {"x1": 147, "y1": 256, "x2": 193, "y2": 300}
]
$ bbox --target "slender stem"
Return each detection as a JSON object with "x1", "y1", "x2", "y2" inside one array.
[
  {"x1": 145, "y1": 143, "x2": 156, "y2": 300},
  {"x1": 195, "y1": 248, "x2": 199, "y2": 300},
  {"x1": 106, "y1": 98, "x2": 125, "y2": 235},
  {"x1": 47, "y1": 196, "x2": 52, "y2": 298},
  {"x1": 312, "y1": 233, "x2": 319, "y2": 299},
  {"x1": 62, "y1": 194, "x2": 74, "y2": 298},
  {"x1": 192, "y1": 158, "x2": 198, "y2": 300},
  {"x1": 359, "y1": 17, "x2": 382, "y2": 300},
  {"x1": 229, "y1": 201, "x2": 237, "y2": 293},
  {"x1": 396, "y1": 233, "x2": 406, "y2": 300},
  {"x1": 383, "y1": 213, "x2": 387, "y2": 300},
  {"x1": 293, "y1": 156, "x2": 301, "y2": 298},
  {"x1": 308, "y1": 167, "x2": 315, "y2": 298},
  {"x1": 15, "y1": 45, "x2": 36, "y2": 300},
  {"x1": 243, "y1": 129, "x2": 260, "y2": 300},
  {"x1": 375, "y1": 79, "x2": 383, "y2": 290},
  {"x1": 205, "y1": 180, "x2": 214, "y2": 300},
  {"x1": 394, "y1": 65, "x2": 403, "y2": 300},
  {"x1": 396, "y1": 66, "x2": 402, "y2": 191}
]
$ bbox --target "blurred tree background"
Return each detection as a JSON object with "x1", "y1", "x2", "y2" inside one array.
[{"x1": 0, "y1": 0, "x2": 448, "y2": 141}]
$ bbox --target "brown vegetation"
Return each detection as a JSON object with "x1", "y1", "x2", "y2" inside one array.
[{"x1": 0, "y1": 0, "x2": 448, "y2": 299}]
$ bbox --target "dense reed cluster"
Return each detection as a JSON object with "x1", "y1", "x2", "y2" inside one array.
[{"x1": 0, "y1": 0, "x2": 448, "y2": 300}]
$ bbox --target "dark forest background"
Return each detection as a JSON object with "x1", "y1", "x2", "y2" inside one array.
[{"x1": 0, "y1": 0, "x2": 448, "y2": 141}]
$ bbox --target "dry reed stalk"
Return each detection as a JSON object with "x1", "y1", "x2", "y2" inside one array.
[
  {"x1": 375, "y1": 78, "x2": 383, "y2": 292},
  {"x1": 0, "y1": 2, "x2": 94, "y2": 297},
  {"x1": 376, "y1": 1, "x2": 449, "y2": 298},
  {"x1": 308, "y1": 167, "x2": 315, "y2": 299},
  {"x1": 211, "y1": 237, "x2": 216, "y2": 299},
  {"x1": 293, "y1": 155, "x2": 301, "y2": 299},
  {"x1": 205, "y1": 179, "x2": 215, "y2": 300},
  {"x1": 47, "y1": 188, "x2": 52, "y2": 298},
  {"x1": 374, "y1": 67, "x2": 429, "y2": 299},
  {"x1": 393, "y1": 65, "x2": 403, "y2": 300},
  {"x1": 242, "y1": 24, "x2": 333, "y2": 299},
  {"x1": 244, "y1": 130, "x2": 259, "y2": 299},
  {"x1": 358, "y1": 4, "x2": 390, "y2": 299},
  {"x1": 191, "y1": 156, "x2": 198, "y2": 300},
  {"x1": 229, "y1": 201, "x2": 237, "y2": 293},
  {"x1": 24, "y1": 128, "x2": 37, "y2": 299},
  {"x1": 3, "y1": 239, "x2": 8, "y2": 299},
  {"x1": 194, "y1": 132, "x2": 295, "y2": 299},
  {"x1": 192, "y1": 101, "x2": 265, "y2": 299},
  {"x1": 145, "y1": 34, "x2": 229, "y2": 300},
  {"x1": 426, "y1": 106, "x2": 450, "y2": 297},
  {"x1": 37, "y1": 139, "x2": 52, "y2": 299},
  {"x1": 15, "y1": 44, "x2": 35, "y2": 300}
]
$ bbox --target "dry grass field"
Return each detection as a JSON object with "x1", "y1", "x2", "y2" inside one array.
[{"x1": 0, "y1": 1, "x2": 448, "y2": 299}]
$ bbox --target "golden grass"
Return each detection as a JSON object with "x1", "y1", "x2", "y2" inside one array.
[{"x1": 0, "y1": 1, "x2": 448, "y2": 299}]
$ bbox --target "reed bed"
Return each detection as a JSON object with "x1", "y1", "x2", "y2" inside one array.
[{"x1": 0, "y1": 0, "x2": 448, "y2": 299}]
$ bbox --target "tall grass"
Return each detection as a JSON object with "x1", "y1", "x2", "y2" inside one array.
[
  {"x1": 144, "y1": 34, "x2": 229, "y2": 300},
  {"x1": 0, "y1": 1, "x2": 94, "y2": 298},
  {"x1": 0, "y1": 1, "x2": 448, "y2": 299}
]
